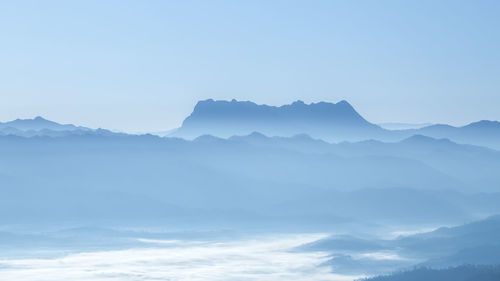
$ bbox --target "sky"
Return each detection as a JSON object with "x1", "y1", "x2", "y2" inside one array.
[{"x1": 1, "y1": 0, "x2": 499, "y2": 132}]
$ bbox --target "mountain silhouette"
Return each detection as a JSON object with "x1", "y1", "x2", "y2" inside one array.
[
  {"x1": 0, "y1": 116, "x2": 83, "y2": 131},
  {"x1": 0, "y1": 117, "x2": 122, "y2": 137},
  {"x1": 408, "y1": 120, "x2": 500, "y2": 150},
  {"x1": 363, "y1": 265, "x2": 500, "y2": 281},
  {"x1": 301, "y1": 216, "x2": 500, "y2": 276},
  {"x1": 4, "y1": 101, "x2": 500, "y2": 149},
  {"x1": 172, "y1": 99, "x2": 386, "y2": 141},
  {"x1": 170, "y1": 99, "x2": 500, "y2": 149}
]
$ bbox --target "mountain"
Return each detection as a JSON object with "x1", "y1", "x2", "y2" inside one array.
[
  {"x1": 0, "y1": 117, "x2": 120, "y2": 137},
  {"x1": 0, "y1": 116, "x2": 83, "y2": 131},
  {"x1": 363, "y1": 265, "x2": 500, "y2": 281},
  {"x1": 299, "y1": 216, "x2": 500, "y2": 276},
  {"x1": 397, "y1": 215, "x2": 500, "y2": 251},
  {"x1": 11, "y1": 101, "x2": 497, "y2": 149},
  {"x1": 302, "y1": 215, "x2": 500, "y2": 255},
  {"x1": 229, "y1": 133, "x2": 500, "y2": 191},
  {"x1": 171, "y1": 99, "x2": 388, "y2": 141},
  {"x1": 171, "y1": 99, "x2": 500, "y2": 149},
  {"x1": 395, "y1": 215, "x2": 500, "y2": 267},
  {"x1": 2, "y1": 132, "x2": 500, "y2": 227},
  {"x1": 378, "y1": 122, "x2": 433, "y2": 130},
  {"x1": 410, "y1": 120, "x2": 500, "y2": 150}
]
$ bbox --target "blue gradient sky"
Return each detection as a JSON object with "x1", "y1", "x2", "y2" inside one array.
[{"x1": 1, "y1": 0, "x2": 499, "y2": 132}]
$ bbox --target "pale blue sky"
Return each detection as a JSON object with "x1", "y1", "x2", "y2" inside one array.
[{"x1": 1, "y1": 0, "x2": 499, "y2": 132}]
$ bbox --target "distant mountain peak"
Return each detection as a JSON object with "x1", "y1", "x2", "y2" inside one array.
[
  {"x1": 463, "y1": 120, "x2": 500, "y2": 129},
  {"x1": 173, "y1": 99, "x2": 382, "y2": 140},
  {"x1": 246, "y1": 131, "x2": 268, "y2": 139},
  {"x1": 34, "y1": 116, "x2": 47, "y2": 121},
  {"x1": 0, "y1": 116, "x2": 91, "y2": 134},
  {"x1": 401, "y1": 134, "x2": 454, "y2": 145},
  {"x1": 337, "y1": 99, "x2": 352, "y2": 106},
  {"x1": 193, "y1": 134, "x2": 225, "y2": 143}
]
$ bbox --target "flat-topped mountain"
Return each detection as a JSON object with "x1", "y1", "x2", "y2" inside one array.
[
  {"x1": 172, "y1": 99, "x2": 386, "y2": 141},
  {"x1": 170, "y1": 99, "x2": 500, "y2": 149},
  {"x1": 3, "y1": 100, "x2": 500, "y2": 149}
]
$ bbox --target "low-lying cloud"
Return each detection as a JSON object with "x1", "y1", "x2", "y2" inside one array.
[{"x1": 0, "y1": 234, "x2": 363, "y2": 281}]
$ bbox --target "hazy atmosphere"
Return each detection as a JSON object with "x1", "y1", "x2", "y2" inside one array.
[
  {"x1": 1, "y1": 1, "x2": 500, "y2": 281},
  {"x1": 1, "y1": 0, "x2": 500, "y2": 131}
]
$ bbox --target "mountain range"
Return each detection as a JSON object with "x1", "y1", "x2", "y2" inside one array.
[
  {"x1": 0, "y1": 116, "x2": 84, "y2": 131},
  {"x1": 2, "y1": 99, "x2": 500, "y2": 150},
  {"x1": 2, "y1": 100, "x2": 500, "y2": 276},
  {"x1": 300, "y1": 216, "x2": 500, "y2": 276},
  {"x1": 2, "y1": 99, "x2": 500, "y2": 227},
  {"x1": 170, "y1": 99, "x2": 500, "y2": 149},
  {"x1": 2, "y1": 129, "x2": 500, "y2": 228},
  {"x1": 0, "y1": 116, "x2": 119, "y2": 137},
  {"x1": 171, "y1": 99, "x2": 385, "y2": 141}
]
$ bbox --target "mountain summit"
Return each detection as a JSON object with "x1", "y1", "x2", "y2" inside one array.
[
  {"x1": 0, "y1": 116, "x2": 81, "y2": 131},
  {"x1": 172, "y1": 99, "x2": 385, "y2": 141},
  {"x1": 0, "y1": 117, "x2": 118, "y2": 138}
]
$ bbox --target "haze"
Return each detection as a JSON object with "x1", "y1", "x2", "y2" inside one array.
[
  {"x1": 2, "y1": 1, "x2": 500, "y2": 281},
  {"x1": 1, "y1": 0, "x2": 500, "y2": 131}
]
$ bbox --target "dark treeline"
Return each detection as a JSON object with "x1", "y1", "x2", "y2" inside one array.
[{"x1": 362, "y1": 265, "x2": 500, "y2": 281}]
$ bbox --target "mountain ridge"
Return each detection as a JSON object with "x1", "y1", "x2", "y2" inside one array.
[
  {"x1": 173, "y1": 99, "x2": 385, "y2": 141},
  {"x1": 3, "y1": 99, "x2": 500, "y2": 149},
  {"x1": 0, "y1": 116, "x2": 86, "y2": 131},
  {"x1": 172, "y1": 99, "x2": 500, "y2": 149}
]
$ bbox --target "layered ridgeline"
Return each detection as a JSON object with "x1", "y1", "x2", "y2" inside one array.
[
  {"x1": 2, "y1": 130, "x2": 500, "y2": 227},
  {"x1": 3, "y1": 100, "x2": 500, "y2": 149},
  {"x1": 2, "y1": 105, "x2": 500, "y2": 277},
  {"x1": 300, "y1": 215, "x2": 500, "y2": 277},
  {"x1": 407, "y1": 120, "x2": 500, "y2": 150},
  {"x1": 0, "y1": 116, "x2": 117, "y2": 137},
  {"x1": 172, "y1": 99, "x2": 388, "y2": 141},
  {"x1": 171, "y1": 99, "x2": 500, "y2": 149},
  {"x1": 1, "y1": 100, "x2": 500, "y2": 227}
]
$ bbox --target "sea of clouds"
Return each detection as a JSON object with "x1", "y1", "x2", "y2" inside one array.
[{"x1": 0, "y1": 234, "x2": 364, "y2": 281}]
